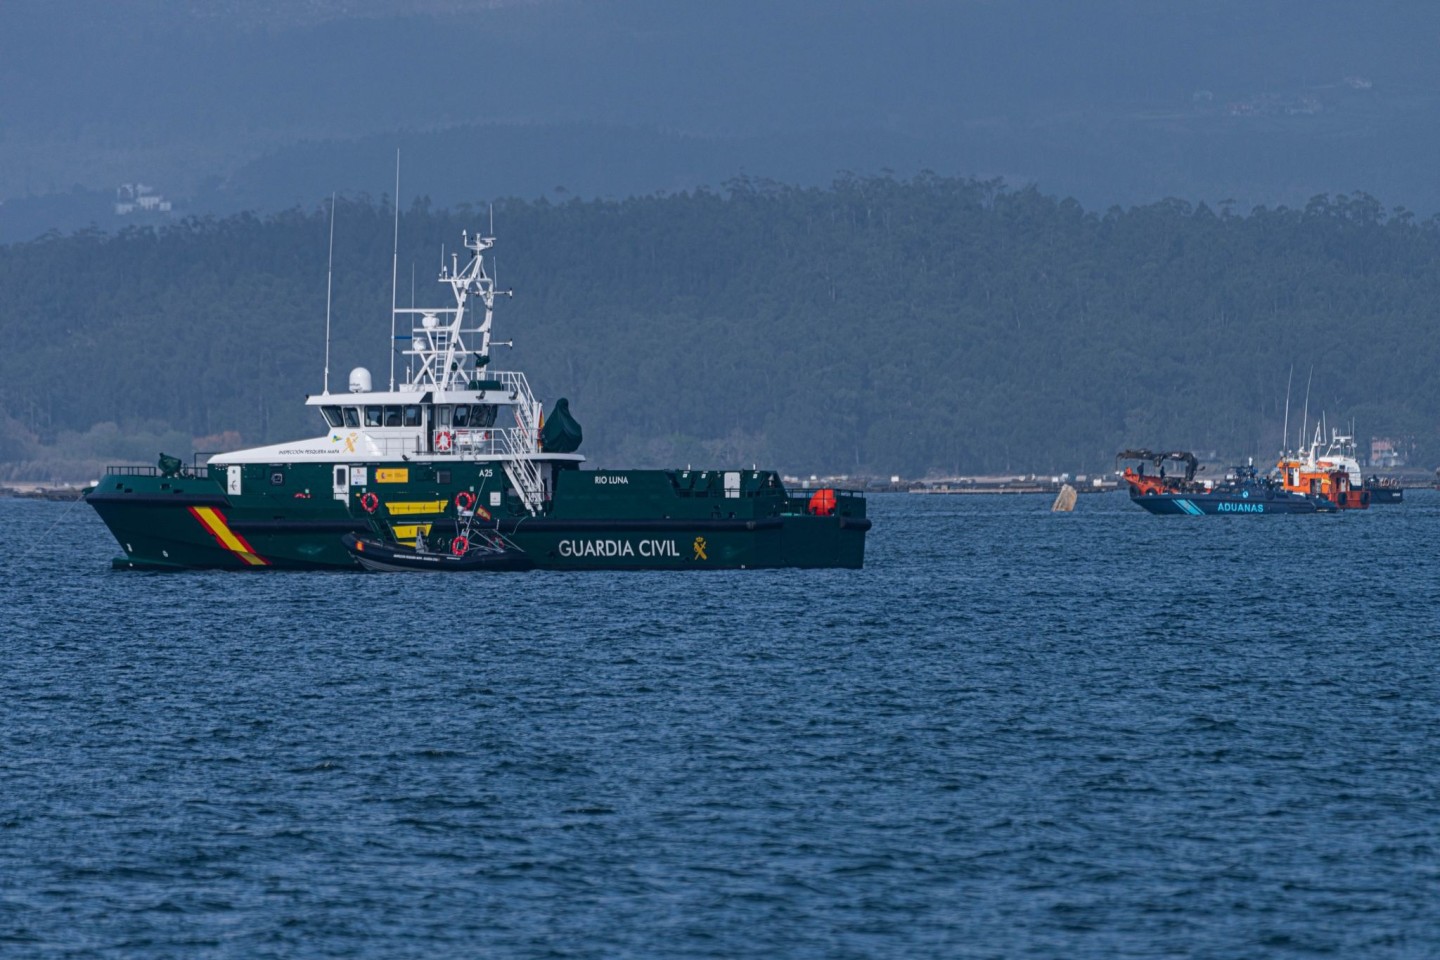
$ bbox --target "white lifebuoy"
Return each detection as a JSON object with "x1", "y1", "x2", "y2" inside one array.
[{"x1": 435, "y1": 430, "x2": 454, "y2": 451}]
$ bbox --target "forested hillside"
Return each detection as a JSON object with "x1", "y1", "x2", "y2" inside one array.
[{"x1": 3, "y1": 176, "x2": 1439, "y2": 481}]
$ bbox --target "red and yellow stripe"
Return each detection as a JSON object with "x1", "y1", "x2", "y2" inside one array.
[{"x1": 188, "y1": 506, "x2": 269, "y2": 566}]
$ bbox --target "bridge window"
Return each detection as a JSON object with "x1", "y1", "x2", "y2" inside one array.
[
  {"x1": 452, "y1": 405, "x2": 471, "y2": 427},
  {"x1": 364, "y1": 406, "x2": 383, "y2": 427},
  {"x1": 403, "y1": 405, "x2": 422, "y2": 427},
  {"x1": 343, "y1": 407, "x2": 360, "y2": 428},
  {"x1": 321, "y1": 406, "x2": 343, "y2": 428},
  {"x1": 384, "y1": 405, "x2": 402, "y2": 427}
]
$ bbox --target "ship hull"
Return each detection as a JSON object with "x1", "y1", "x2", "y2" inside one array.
[
  {"x1": 1128, "y1": 489, "x2": 1334, "y2": 515},
  {"x1": 88, "y1": 464, "x2": 869, "y2": 571}
]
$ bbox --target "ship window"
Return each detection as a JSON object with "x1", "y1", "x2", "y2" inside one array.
[
  {"x1": 436, "y1": 470, "x2": 451, "y2": 485},
  {"x1": 384, "y1": 405, "x2": 402, "y2": 427},
  {"x1": 270, "y1": 470, "x2": 285, "y2": 486},
  {"x1": 343, "y1": 407, "x2": 360, "y2": 428},
  {"x1": 475, "y1": 404, "x2": 498, "y2": 428},
  {"x1": 403, "y1": 405, "x2": 422, "y2": 427},
  {"x1": 321, "y1": 405, "x2": 343, "y2": 428},
  {"x1": 436, "y1": 405, "x2": 451, "y2": 429},
  {"x1": 452, "y1": 405, "x2": 471, "y2": 427},
  {"x1": 364, "y1": 406, "x2": 383, "y2": 427}
]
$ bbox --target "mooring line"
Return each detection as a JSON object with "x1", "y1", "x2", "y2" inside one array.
[{"x1": 10, "y1": 489, "x2": 90, "y2": 564}]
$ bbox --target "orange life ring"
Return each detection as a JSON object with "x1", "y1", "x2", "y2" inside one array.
[
  {"x1": 435, "y1": 430, "x2": 454, "y2": 451},
  {"x1": 451, "y1": 535, "x2": 468, "y2": 557},
  {"x1": 360, "y1": 492, "x2": 379, "y2": 513},
  {"x1": 455, "y1": 491, "x2": 476, "y2": 512}
]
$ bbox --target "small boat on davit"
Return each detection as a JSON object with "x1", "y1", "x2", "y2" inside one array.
[
  {"x1": 341, "y1": 530, "x2": 534, "y2": 572},
  {"x1": 1117, "y1": 449, "x2": 1337, "y2": 515},
  {"x1": 342, "y1": 503, "x2": 535, "y2": 572}
]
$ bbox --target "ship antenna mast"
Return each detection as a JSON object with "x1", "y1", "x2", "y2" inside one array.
[
  {"x1": 1300, "y1": 366, "x2": 1313, "y2": 458},
  {"x1": 389, "y1": 149, "x2": 401, "y2": 391},
  {"x1": 323, "y1": 193, "x2": 337, "y2": 394},
  {"x1": 407, "y1": 262, "x2": 416, "y2": 383},
  {"x1": 1281, "y1": 364, "x2": 1292, "y2": 455}
]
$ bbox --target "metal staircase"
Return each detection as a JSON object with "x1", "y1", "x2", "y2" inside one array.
[
  {"x1": 497, "y1": 372, "x2": 546, "y2": 514},
  {"x1": 503, "y1": 446, "x2": 545, "y2": 514}
]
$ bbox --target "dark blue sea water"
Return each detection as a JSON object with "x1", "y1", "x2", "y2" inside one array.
[{"x1": 4, "y1": 490, "x2": 1440, "y2": 958}]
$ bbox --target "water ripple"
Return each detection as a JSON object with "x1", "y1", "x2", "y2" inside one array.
[{"x1": 2, "y1": 492, "x2": 1440, "y2": 956}]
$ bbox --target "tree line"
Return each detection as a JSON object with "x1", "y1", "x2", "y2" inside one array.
[{"x1": 2, "y1": 176, "x2": 1439, "y2": 480}]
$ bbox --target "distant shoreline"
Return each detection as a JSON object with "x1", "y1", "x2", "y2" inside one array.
[{"x1": 0, "y1": 483, "x2": 92, "y2": 500}]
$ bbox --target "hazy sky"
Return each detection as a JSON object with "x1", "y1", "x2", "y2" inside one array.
[{"x1": 3, "y1": 0, "x2": 1439, "y2": 238}]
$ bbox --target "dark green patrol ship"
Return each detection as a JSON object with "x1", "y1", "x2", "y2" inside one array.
[{"x1": 86, "y1": 229, "x2": 870, "y2": 571}]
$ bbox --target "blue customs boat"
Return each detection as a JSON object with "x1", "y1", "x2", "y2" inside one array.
[{"x1": 1118, "y1": 450, "x2": 1337, "y2": 515}]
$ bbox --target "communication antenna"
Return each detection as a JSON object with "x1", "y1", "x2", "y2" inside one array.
[
  {"x1": 1281, "y1": 364, "x2": 1293, "y2": 455},
  {"x1": 323, "y1": 192, "x2": 336, "y2": 395},
  {"x1": 1300, "y1": 366, "x2": 1313, "y2": 454},
  {"x1": 389, "y1": 149, "x2": 400, "y2": 391},
  {"x1": 407, "y1": 262, "x2": 416, "y2": 383}
]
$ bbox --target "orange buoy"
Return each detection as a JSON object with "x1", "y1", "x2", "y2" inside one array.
[{"x1": 808, "y1": 488, "x2": 837, "y2": 516}]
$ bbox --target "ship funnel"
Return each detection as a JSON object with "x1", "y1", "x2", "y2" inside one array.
[{"x1": 348, "y1": 367, "x2": 373, "y2": 393}]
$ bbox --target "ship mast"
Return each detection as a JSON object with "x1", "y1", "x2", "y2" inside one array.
[{"x1": 394, "y1": 230, "x2": 511, "y2": 391}]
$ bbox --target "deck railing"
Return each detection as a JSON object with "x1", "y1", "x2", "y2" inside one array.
[{"x1": 102, "y1": 464, "x2": 218, "y2": 480}]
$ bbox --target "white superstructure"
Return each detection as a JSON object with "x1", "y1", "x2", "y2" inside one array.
[{"x1": 209, "y1": 230, "x2": 580, "y2": 514}]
